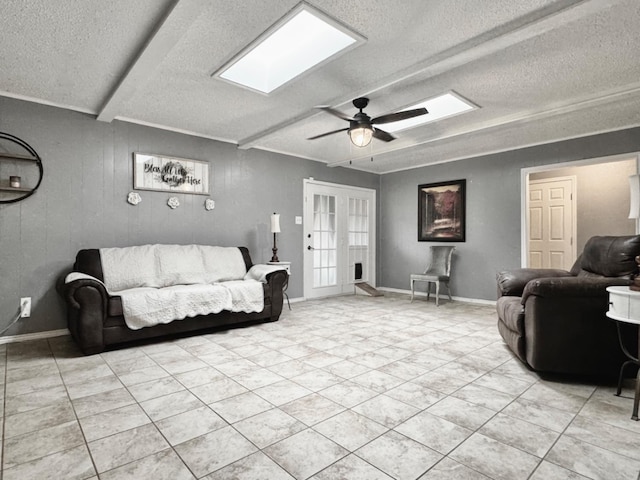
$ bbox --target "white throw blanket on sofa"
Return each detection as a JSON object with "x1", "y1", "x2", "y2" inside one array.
[
  {"x1": 114, "y1": 280, "x2": 264, "y2": 330},
  {"x1": 92, "y1": 244, "x2": 267, "y2": 330}
]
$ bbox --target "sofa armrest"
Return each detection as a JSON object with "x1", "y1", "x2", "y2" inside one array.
[
  {"x1": 264, "y1": 269, "x2": 288, "y2": 319},
  {"x1": 59, "y1": 273, "x2": 109, "y2": 354},
  {"x1": 521, "y1": 276, "x2": 630, "y2": 304},
  {"x1": 61, "y1": 273, "x2": 109, "y2": 310},
  {"x1": 497, "y1": 268, "x2": 571, "y2": 297},
  {"x1": 245, "y1": 264, "x2": 287, "y2": 283}
]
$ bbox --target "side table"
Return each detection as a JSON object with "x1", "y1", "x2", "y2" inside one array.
[
  {"x1": 606, "y1": 286, "x2": 640, "y2": 420},
  {"x1": 268, "y1": 261, "x2": 291, "y2": 310}
]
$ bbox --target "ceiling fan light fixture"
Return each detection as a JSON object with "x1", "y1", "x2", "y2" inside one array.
[{"x1": 349, "y1": 126, "x2": 373, "y2": 147}]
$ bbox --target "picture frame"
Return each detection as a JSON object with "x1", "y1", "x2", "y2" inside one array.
[
  {"x1": 133, "y1": 152, "x2": 210, "y2": 195},
  {"x1": 418, "y1": 179, "x2": 466, "y2": 242}
]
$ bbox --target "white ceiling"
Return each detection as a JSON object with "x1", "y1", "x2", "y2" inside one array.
[{"x1": 2, "y1": 0, "x2": 639, "y2": 174}]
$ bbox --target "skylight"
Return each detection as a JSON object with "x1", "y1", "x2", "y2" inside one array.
[
  {"x1": 213, "y1": 4, "x2": 364, "y2": 94},
  {"x1": 383, "y1": 92, "x2": 476, "y2": 133}
]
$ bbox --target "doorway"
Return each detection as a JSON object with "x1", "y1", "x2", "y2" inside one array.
[
  {"x1": 303, "y1": 179, "x2": 376, "y2": 299},
  {"x1": 521, "y1": 154, "x2": 638, "y2": 268}
]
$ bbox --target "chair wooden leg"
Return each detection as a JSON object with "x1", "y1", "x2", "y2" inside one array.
[
  {"x1": 410, "y1": 279, "x2": 414, "y2": 302},
  {"x1": 446, "y1": 281, "x2": 452, "y2": 301},
  {"x1": 435, "y1": 281, "x2": 440, "y2": 307},
  {"x1": 426, "y1": 282, "x2": 431, "y2": 301}
]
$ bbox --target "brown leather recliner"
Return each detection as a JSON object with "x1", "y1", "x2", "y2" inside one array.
[{"x1": 496, "y1": 235, "x2": 640, "y2": 377}]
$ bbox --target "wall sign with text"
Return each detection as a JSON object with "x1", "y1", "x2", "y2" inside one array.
[{"x1": 133, "y1": 153, "x2": 210, "y2": 195}]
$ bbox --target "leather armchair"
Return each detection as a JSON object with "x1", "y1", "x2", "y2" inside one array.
[{"x1": 496, "y1": 235, "x2": 640, "y2": 376}]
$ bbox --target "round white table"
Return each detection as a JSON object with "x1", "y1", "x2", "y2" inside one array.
[{"x1": 606, "y1": 286, "x2": 640, "y2": 420}]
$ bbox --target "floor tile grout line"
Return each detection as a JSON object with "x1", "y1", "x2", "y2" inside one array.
[
  {"x1": 536, "y1": 380, "x2": 640, "y2": 477},
  {"x1": 529, "y1": 384, "x2": 598, "y2": 480},
  {"x1": 88, "y1": 344, "x2": 216, "y2": 479},
  {"x1": 2, "y1": 296, "x2": 638, "y2": 479}
]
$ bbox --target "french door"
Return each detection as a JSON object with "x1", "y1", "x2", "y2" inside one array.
[{"x1": 303, "y1": 180, "x2": 376, "y2": 299}]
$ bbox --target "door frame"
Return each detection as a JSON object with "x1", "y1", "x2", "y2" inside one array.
[
  {"x1": 520, "y1": 152, "x2": 640, "y2": 267},
  {"x1": 527, "y1": 175, "x2": 577, "y2": 269},
  {"x1": 303, "y1": 178, "x2": 376, "y2": 299}
]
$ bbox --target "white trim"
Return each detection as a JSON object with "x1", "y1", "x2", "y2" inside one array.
[
  {"x1": 303, "y1": 179, "x2": 377, "y2": 300},
  {"x1": 335, "y1": 124, "x2": 640, "y2": 174},
  {"x1": 521, "y1": 151, "x2": 640, "y2": 267},
  {"x1": 0, "y1": 90, "x2": 96, "y2": 115},
  {"x1": 114, "y1": 116, "x2": 237, "y2": 145},
  {"x1": 378, "y1": 287, "x2": 496, "y2": 306},
  {"x1": 303, "y1": 178, "x2": 376, "y2": 193},
  {"x1": 636, "y1": 155, "x2": 640, "y2": 234},
  {"x1": 0, "y1": 328, "x2": 70, "y2": 345}
]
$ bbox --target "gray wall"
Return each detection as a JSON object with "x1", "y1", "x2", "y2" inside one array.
[
  {"x1": 2, "y1": 94, "x2": 640, "y2": 334},
  {"x1": 530, "y1": 159, "x2": 636, "y2": 255},
  {"x1": 0, "y1": 97, "x2": 379, "y2": 335},
  {"x1": 380, "y1": 129, "x2": 640, "y2": 301}
]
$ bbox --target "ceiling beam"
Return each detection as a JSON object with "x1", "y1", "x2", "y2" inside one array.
[
  {"x1": 238, "y1": 0, "x2": 625, "y2": 150},
  {"x1": 97, "y1": 0, "x2": 205, "y2": 123},
  {"x1": 327, "y1": 82, "x2": 640, "y2": 168}
]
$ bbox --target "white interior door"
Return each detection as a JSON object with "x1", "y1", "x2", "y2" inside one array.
[
  {"x1": 303, "y1": 180, "x2": 375, "y2": 299},
  {"x1": 527, "y1": 176, "x2": 576, "y2": 270}
]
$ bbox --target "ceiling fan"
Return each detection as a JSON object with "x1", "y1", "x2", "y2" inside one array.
[{"x1": 308, "y1": 97, "x2": 428, "y2": 147}]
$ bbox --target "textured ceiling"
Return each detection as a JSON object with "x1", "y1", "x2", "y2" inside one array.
[{"x1": 1, "y1": 0, "x2": 639, "y2": 173}]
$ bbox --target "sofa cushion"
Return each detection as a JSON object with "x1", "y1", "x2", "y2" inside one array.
[
  {"x1": 100, "y1": 245, "x2": 247, "y2": 291},
  {"x1": 580, "y1": 235, "x2": 640, "y2": 277}
]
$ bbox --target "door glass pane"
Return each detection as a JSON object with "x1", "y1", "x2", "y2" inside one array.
[
  {"x1": 348, "y1": 197, "x2": 369, "y2": 282},
  {"x1": 313, "y1": 193, "x2": 337, "y2": 287}
]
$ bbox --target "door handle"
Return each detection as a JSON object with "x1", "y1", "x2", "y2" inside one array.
[{"x1": 307, "y1": 246, "x2": 314, "y2": 250}]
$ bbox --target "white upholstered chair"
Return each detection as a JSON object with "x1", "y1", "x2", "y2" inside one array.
[{"x1": 410, "y1": 246, "x2": 455, "y2": 306}]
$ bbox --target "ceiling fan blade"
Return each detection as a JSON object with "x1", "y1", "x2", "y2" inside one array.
[
  {"x1": 307, "y1": 127, "x2": 350, "y2": 140},
  {"x1": 372, "y1": 128, "x2": 396, "y2": 142},
  {"x1": 371, "y1": 107, "x2": 428, "y2": 125},
  {"x1": 316, "y1": 106, "x2": 355, "y2": 122}
]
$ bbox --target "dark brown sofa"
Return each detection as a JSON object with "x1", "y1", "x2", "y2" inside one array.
[
  {"x1": 496, "y1": 235, "x2": 640, "y2": 377},
  {"x1": 58, "y1": 246, "x2": 288, "y2": 355}
]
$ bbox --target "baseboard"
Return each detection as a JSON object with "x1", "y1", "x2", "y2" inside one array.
[
  {"x1": 0, "y1": 291, "x2": 493, "y2": 344},
  {"x1": 0, "y1": 328, "x2": 70, "y2": 345},
  {"x1": 378, "y1": 287, "x2": 497, "y2": 306}
]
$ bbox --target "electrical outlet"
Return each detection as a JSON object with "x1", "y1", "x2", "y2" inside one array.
[{"x1": 20, "y1": 297, "x2": 31, "y2": 318}]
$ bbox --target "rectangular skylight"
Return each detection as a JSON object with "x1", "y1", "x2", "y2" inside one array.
[
  {"x1": 383, "y1": 92, "x2": 477, "y2": 133},
  {"x1": 213, "y1": 4, "x2": 365, "y2": 94}
]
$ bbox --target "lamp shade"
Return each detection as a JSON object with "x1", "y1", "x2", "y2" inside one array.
[
  {"x1": 630, "y1": 174, "x2": 640, "y2": 219},
  {"x1": 271, "y1": 213, "x2": 281, "y2": 233},
  {"x1": 349, "y1": 126, "x2": 373, "y2": 147}
]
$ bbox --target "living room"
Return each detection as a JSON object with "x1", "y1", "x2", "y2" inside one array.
[{"x1": 1, "y1": 1, "x2": 640, "y2": 479}]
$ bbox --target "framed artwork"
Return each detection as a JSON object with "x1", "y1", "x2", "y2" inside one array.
[
  {"x1": 418, "y1": 179, "x2": 466, "y2": 242},
  {"x1": 133, "y1": 153, "x2": 210, "y2": 195}
]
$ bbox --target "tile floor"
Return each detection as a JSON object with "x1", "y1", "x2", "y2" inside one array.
[{"x1": 1, "y1": 293, "x2": 640, "y2": 479}]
